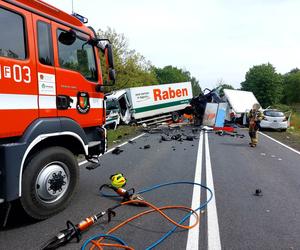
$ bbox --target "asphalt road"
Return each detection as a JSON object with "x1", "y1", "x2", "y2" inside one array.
[{"x1": 1, "y1": 126, "x2": 300, "y2": 250}]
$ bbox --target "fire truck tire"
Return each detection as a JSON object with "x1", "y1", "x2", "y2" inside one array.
[{"x1": 20, "y1": 147, "x2": 79, "y2": 220}]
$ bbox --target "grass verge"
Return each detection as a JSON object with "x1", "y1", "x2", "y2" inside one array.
[{"x1": 107, "y1": 125, "x2": 140, "y2": 148}]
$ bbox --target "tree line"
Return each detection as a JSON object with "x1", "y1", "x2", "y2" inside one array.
[
  {"x1": 241, "y1": 63, "x2": 300, "y2": 108},
  {"x1": 212, "y1": 64, "x2": 300, "y2": 109},
  {"x1": 97, "y1": 28, "x2": 202, "y2": 96},
  {"x1": 98, "y1": 28, "x2": 299, "y2": 108}
]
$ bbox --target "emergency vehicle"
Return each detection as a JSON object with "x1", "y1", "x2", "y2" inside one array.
[{"x1": 0, "y1": 0, "x2": 115, "y2": 220}]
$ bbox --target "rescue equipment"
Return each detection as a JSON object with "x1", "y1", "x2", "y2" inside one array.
[
  {"x1": 110, "y1": 173, "x2": 127, "y2": 188},
  {"x1": 42, "y1": 178, "x2": 213, "y2": 250}
]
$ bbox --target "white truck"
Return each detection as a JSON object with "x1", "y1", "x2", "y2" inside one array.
[
  {"x1": 223, "y1": 89, "x2": 261, "y2": 124},
  {"x1": 105, "y1": 82, "x2": 193, "y2": 126}
]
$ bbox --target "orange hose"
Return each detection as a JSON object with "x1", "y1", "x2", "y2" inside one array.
[
  {"x1": 91, "y1": 240, "x2": 134, "y2": 250},
  {"x1": 89, "y1": 199, "x2": 199, "y2": 250}
]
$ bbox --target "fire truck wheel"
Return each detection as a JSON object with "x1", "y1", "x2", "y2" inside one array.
[{"x1": 21, "y1": 147, "x2": 79, "y2": 220}]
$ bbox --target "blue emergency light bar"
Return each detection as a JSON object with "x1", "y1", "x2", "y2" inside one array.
[{"x1": 72, "y1": 12, "x2": 88, "y2": 23}]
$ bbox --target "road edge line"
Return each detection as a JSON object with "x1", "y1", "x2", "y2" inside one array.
[
  {"x1": 79, "y1": 133, "x2": 146, "y2": 166},
  {"x1": 205, "y1": 132, "x2": 222, "y2": 250},
  {"x1": 259, "y1": 132, "x2": 300, "y2": 156},
  {"x1": 186, "y1": 131, "x2": 203, "y2": 250}
]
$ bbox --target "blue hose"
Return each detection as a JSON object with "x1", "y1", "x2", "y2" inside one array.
[{"x1": 84, "y1": 181, "x2": 213, "y2": 249}]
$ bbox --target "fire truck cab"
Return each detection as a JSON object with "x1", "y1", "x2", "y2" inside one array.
[{"x1": 0, "y1": 0, "x2": 115, "y2": 220}]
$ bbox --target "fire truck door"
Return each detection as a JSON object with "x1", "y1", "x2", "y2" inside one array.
[
  {"x1": 32, "y1": 15, "x2": 57, "y2": 117},
  {"x1": 0, "y1": 4, "x2": 38, "y2": 138},
  {"x1": 52, "y1": 22, "x2": 103, "y2": 127}
]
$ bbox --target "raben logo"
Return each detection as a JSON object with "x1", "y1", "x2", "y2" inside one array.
[{"x1": 153, "y1": 87, "x2": 188, "y2": 101}]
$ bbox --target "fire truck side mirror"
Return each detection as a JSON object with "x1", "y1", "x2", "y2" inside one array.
[
  {"x1": 58, "y1": 30, "x2": 76, "y2": 45},
  {"x1": 105, "y1": 44, "x2": 114, "y2": 69},
  {"x1": 109, "y1": 68, "x2": 116, "y2": 82}
]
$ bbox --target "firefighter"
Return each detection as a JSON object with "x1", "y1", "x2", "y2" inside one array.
[{"x1": 248, "y1": 103, "x2": 263, "y2": 147}]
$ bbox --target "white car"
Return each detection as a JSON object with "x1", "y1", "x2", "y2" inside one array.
[{"x1": 260, "y1": 109, "x2": 288, "y2": 131}]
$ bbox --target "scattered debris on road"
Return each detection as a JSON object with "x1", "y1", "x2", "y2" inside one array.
[
  {"x1": 140, "y1": 144, "x2": 151, "y2": 149},
  {"x1": 112, "y1": 147, "x2": 124, "y2": 155},
  {"x1": 254, "y1": 189, "x2": 263, "y2": 196},
  {"x1": 185, "y1": 135, "x2": 194, "y2": 141},
  {"x1": 215, "y1": 130, "x2": 245, "y2": 138},
  {"x1": 86, "y1": 164, "x2": 100, "y2": 170}
]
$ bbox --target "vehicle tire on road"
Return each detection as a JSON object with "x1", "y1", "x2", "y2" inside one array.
[{"x1": 20, "y1": 147, "x2": 79, "y2": 220}]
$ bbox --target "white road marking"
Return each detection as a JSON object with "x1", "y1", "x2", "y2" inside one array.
[
  {"x1": 260, "y1": 132, "x2": 300, "y2": 156},
  {"x1": 186, "y1": 131, "x2": 203, "y2": 250},
  {"x1": 205, "y1": 132, "x2": 222, "y2": 250},
  {"x1": 79, "y1": 133, "x2": 146, "y2": 166}
]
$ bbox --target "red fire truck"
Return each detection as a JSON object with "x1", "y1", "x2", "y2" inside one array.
[{"x1": 0, "y1": 0, "x2": 115, "y2": 220}]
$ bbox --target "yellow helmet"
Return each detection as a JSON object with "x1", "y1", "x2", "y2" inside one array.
[{"x1": 110, "y1": 173, "x2": 127, "y2": 188}]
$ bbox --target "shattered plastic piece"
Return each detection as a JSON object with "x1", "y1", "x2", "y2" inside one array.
[
  {"x1": 128, "y1": 140, "x2": 136, "y2": 144},
  {"x1": 254, "y1": 189, "x2": 262, "y2": 196},
  {"x1": 171, "y1": 134, "x2": 182, "y2": 140},
  {"x1": 145, "y1": 128, "x2": 164, "y2": 134},
  {"x1": 192, "y1": 128, "x2": 199, "y2": 134},
  {"x1": 86, "y1": 164, "x2": 100, "y2": 170},
  {"x1": 161, "y1": 135, "x2": 171, "y2": 141},
  {"x1": 142, "y1": 145, "x2": 151, "y2": 149},
  {"x1": 260, "y1": 153, "x2": 266, "y2": 156},
  {"x1": 278, "y1": 158, "x2": 282, "y2": 161},
  {"x1": 185, "y1": 136, "x2": 194, "y2": 141},
  {"x1": 216, "y1": 130, "x2": 244, "y2": 138},
  {"x1": 112, "y1": 147, "x2": 124, "y2": 155},
  {"x1": 216, "y1": 131, "x2": 224, "y2": 136}
]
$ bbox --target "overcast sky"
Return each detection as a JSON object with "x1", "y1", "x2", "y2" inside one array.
[{"x1": 44, "y1": 0, "x2": 300, "y2": 89}]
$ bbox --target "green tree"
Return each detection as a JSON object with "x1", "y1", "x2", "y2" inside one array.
[
  {"x1": 241, "y1": 63, "x2": 283, "y2": 107},
  {"x1": 153, "y1": 65, "x2": 202, "y2": 96},
  {"x1": 97, "y1": 28, "x2": 158, "y2": 91},
  {"x1": 190, "y1": 77, "x2": 202, "y2": 97},
  {"x1": 215, "y1": 80, "x2": 234, "y2": 97},
  {"x1": 282, "y1": 69, "x2": 300, "y2": 104}
]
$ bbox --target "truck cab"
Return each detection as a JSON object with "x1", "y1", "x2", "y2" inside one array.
[
  {"x1": 105, "y1": 90, "x2": 132, "y2": 124},
  {"x1": 0, "y1": 0, "x2": 115, "y2": 220}
]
